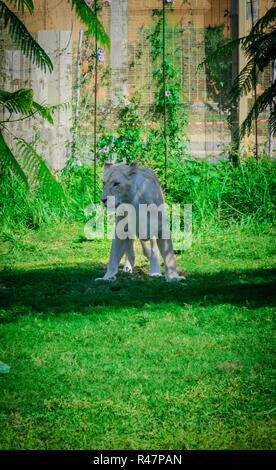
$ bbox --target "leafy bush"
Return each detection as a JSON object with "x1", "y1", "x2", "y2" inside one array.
[
  {"x1": 1, "y1": 3, "x2": 275, "y2": 234},
  {"x1": 0, "y1": 171, "x2": 66, "y2": 230},
  {"x1": 59, "y1": 157, "x2": 103, "y2": 220},
  {"x1": 1, "y1": 149, "x2": 275, "y2": 230},
  {"x1": 163, "y1": 155, "x2": 276, "y2": 228}
]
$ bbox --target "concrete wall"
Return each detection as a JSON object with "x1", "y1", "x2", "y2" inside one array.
[{"x1": 1, "y1": 30, "x2": 72, "y2": 170}]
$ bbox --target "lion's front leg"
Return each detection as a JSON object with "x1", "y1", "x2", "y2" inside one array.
[
  {"x1": 122, "y1": 239, "x2": 135, "y2": 273},
  {"x1": 157, "y1": 237, "x2": 186, "y2": 282},
  {"x1": 95, "y1": 234, "x2": 129, "y2": 282}
]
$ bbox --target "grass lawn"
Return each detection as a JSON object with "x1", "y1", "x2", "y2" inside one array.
[{"x1": 0, "y1": 223, "x2": 275, "y2": 450}]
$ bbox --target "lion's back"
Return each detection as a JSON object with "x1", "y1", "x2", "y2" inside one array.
[
  {"x1": 136, "y1": 167, "x2": 164, "y2": 205},
  {"x1": 139, "y1": 167, "x2": 161, "y2": 187}
]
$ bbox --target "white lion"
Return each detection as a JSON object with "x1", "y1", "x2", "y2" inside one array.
[{"x1": 95, "y1": 161, "x2": 185, "y2": 282}]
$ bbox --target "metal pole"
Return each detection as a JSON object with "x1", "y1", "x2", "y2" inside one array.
[
  {"x1": 163, "y1": 0, "x2": 167, "y2": 185},
  {"x1": 250, "y1": 0, "x2": 258, "y2": 160},
  {"x1": 269, "y1": 59, "x2": 276, "y2": 157},
  {"x1": 72, "y1": 29, "x2": 83, "y2": 158},
  {"x1": 94, "y1": 0, "x2": 98, "y2": 203}
]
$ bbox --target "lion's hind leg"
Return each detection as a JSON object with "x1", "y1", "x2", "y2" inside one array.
[
  {"x1": 157, "y1": 237, "x2": 186, "y2": 282},
  {"x1": 140, "y1": 238, "x2": 161, "y2": 277},
  {"x1": 149, "y1": 237, "x2": 162, "y2": 277}
]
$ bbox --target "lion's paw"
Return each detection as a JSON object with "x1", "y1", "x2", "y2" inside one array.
[
  {"x1": 122, "y1": 265, "x2": 133, "y2": 273},
  {"x1": 166, "y1": 275, "x2": 186, "y2": 282},
  {"x1": 95, "y1": 275, "x2": 117, "y2": 282}
]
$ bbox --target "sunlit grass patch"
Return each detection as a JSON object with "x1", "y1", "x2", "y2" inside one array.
[{"x1": 0, "y1": 223, "x2": 275, "y2": 449}]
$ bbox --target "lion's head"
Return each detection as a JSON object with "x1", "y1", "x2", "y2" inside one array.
[{"x1": 100, "y1": 162, "x2": 138, "y2": 208}]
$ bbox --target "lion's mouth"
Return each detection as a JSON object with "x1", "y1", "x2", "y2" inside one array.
[
  {"x1": 101, "y1": 201, "x2": 121, "y2": 212},
  {"x1": 101, "y1": 197, "x2": 122, "y2": 211}
]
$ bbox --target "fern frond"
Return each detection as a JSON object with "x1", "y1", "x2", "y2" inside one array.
[
  {"x1": 201, "y1": 7, "x2": 276, "y2": 71},
  {"x1": 47, "y1": 101, "x2": 71, "y2": 114},
  {"x1": 0, "y1": 89, "x2": 56, "y2": 124},
  {"x1": 70, "y1": 0, "x2": 110, "y2": 50},
  {"x1": 269, "y1": 106, "x2": 276, "y2": 136},
  {"x1": 230, "y1": 59, "x2": 256, "y2": 100},
  {"x1": 32, "y1": 101, "x2": 54, "y2": 124},
  {"x1": 0, "y1": 88, "x2": 33, "y2": 115},
  {"x1": 250, "y1": 6, "x2": 276, "y2": 34},
  {"x1": 0, "y1": 2, "x2": 53, "y2": 72},
  {"x1": 200, "y1": 5, "x2": 276, "y2": 142},
  {"x1": 6, "y1": 0, "x2": 34, "y2": 14},
  {"x1": 15, "y1": 138, "x2": 68, "y2": 207},
  {"x1": 240, "y1": 82, "x2": 276, "y2": 138},
  {"x1": 0, "y1": 131, "x2": 28, "y2": 186},
  {"x1": 246, "y1": 32, "x2": 276, "y2": 71},
  {"x1": 32, "y1": 101, "x2": 71, "y2": 124},
  {"x1": 198, "y1": 37, "x2": 245, "y2": 70},
  {"x1": 0, "y1": 90, "x2": 71, "y2": 124}
]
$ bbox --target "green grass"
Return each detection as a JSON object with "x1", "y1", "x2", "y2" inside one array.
[{"x1": 0, "y1": 223, "x2": 275, "y2": 450}]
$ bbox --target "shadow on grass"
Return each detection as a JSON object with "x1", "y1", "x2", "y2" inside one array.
[{"x1": 0, "y1": 262, "x2": 275, "y2": 322}]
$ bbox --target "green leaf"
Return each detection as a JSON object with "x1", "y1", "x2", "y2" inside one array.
[
  {"x1": 0, "y1": 131, "x2": 29, "y2": 186},
  {"x1": 201, "y1": 5, "x2": 276, "y2": 141},
  {"x1": 0, "y1": 1, "x2": 53, "y2": 72},
  {"x1": 70, "y1": 0, "x2": 110, "y2": 50},
  {"x1": 32, "y1": 101, "x2": 54, "y2": 124},
  {"x1": 0, "y1": 89, "x2": 34, "y2": 115},
  {"x1": 15, "y1": 137, "x2": 69, "y2": 207},
  {"x1": 250, "y1": 6, "x2": 276, "y2": 34},
  {"x1": 0, "y1": 88, "x2": 71, "y2": 125},
  {"x1": 198, "y1": 37, "x2": 245, "y2": 70},
  {"x1": 31, "y1": 101, "x2": 71, "y2": 124},
  {"x1": 230, "y1": 58, "x2": 256, "y2": 100},
  {"x1": 6, "y1": 0, "x2": 34, "y2": 14},
  {"x1": 246, "y1": 32, "x2": 276, "y2": 72},
  {"x1": 240, "y1": 82, "x2": 276, "y2": 138}
]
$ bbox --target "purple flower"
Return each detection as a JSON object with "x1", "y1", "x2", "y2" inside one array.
[
  {"x1": 103, "y1": 146, "x2": 109, "y2": 153},
  {"x1": 86, "y1": 1, "x2": 91, "y2": 6},
  {"x1": 166, "y1": 0, "x2": 172, "y2": 3},
  {"x1": 75, "y1": 160, "x2": 82, "y2": 167},
  {"x1": 165, "y1": 90, "x2": 171, "y2": 97},
  {"x1": 98, "y1": 49, "x2": 104, "y2": 61},
  {"x1": 106, "y1": 0, "x2": 111, "y2": 4}
]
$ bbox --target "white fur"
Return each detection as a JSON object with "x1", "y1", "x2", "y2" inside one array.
[{"x1": 95, "y1": 162, "x2": 185, "y2": 282}]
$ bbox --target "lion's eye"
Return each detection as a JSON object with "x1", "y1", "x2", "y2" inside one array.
[{"x1": 113, "y1": 182, "x2": 120, "y2": 187}]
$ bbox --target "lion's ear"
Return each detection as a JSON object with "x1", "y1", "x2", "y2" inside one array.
[
  {"x1": 128, "y1": 161, "x2": 138, "y2": 178},
  {"x1": 104, "y1": 162, "x2": 113, "y2": 170}
]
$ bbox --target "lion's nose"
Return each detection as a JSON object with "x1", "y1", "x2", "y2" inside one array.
[{"x1": 101, "y1": 196, "x2": 107, "y2": 205}]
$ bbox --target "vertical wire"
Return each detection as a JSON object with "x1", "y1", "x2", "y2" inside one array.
[
  {"x1": 94, "y1": 0, "x2": 98, "y2": 202},
  {"x1": 72, "y1": 29, "x2": 83, "y2": 159},
  {"x1": 250, "y1": 0, "x2": 258, "y2": 159},
  {"x1": 269, "y1": 59, "x2": 276, "y2": 157},
  {"x1": 163, "y1": 0, "x2": 168, "y2": 185}
]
